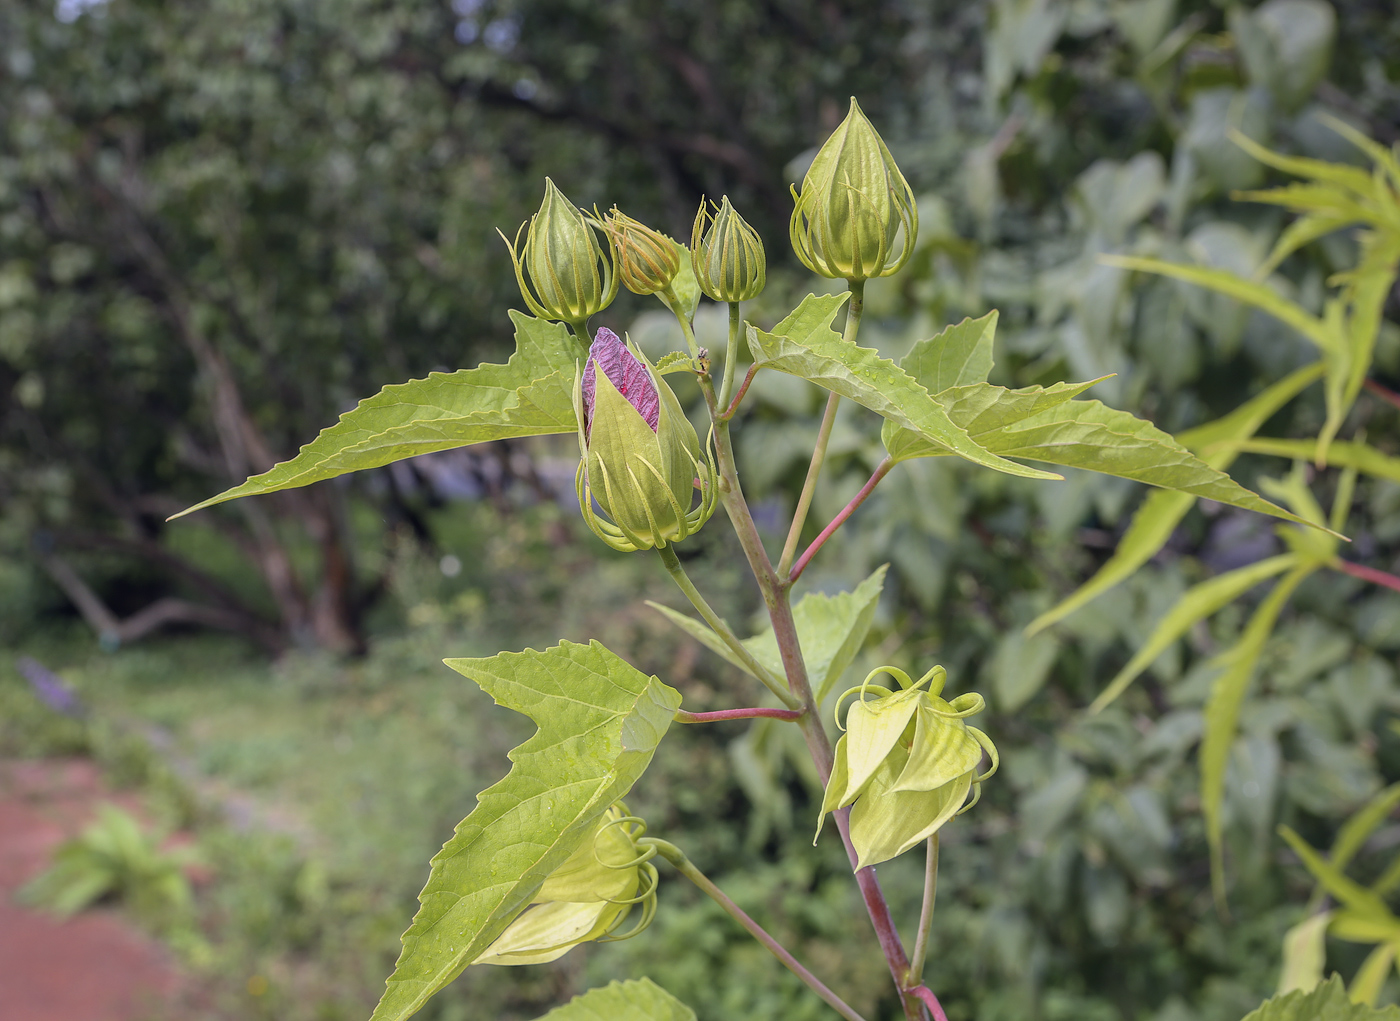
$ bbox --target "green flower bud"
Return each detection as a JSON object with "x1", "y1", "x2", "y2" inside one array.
[
  {"x1": 815, "y1": 665, "x2": 996, "y2": 870},
  {"x1": 690, "y1": 196, "x2": 766, "y2": 303},
  {"x1": 473, "y1": 804, "x2": 658, "y2": 966},
  {"x1": 790, "y1": 98, "x2": 918, "y2": 282},
  {"x1": 574, "y1": 328, "x2": 717, "y2": 553},
  {"x1": 599, "y1": 206, "x2": 682, "y2": 296},
  {"x1": 499, "y1": 178, "x2": 620, "y2": 330}
]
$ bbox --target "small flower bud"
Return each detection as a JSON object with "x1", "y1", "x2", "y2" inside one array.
[
  {"x1": 690, "y1": 196, "x2": 766, "y2": 303},
  {"x1": 499, "y1": 178, "x2": 620, "y2": 330},
  {"x1": 790, "y1": 98, "x2": 918, "y2": 282},
  {"x1": 599, "y1": 207, "x2": 682, "y2": 296},
  {"x1": 574, "y1": 328, "x2": 717, "y2": 553}
]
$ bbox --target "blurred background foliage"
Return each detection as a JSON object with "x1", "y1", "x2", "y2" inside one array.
[{"x1": 2, "y1": 0, "x2": 1400, "y2": 1019}]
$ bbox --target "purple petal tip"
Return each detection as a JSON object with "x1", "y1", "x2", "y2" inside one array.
[{"x1": 582, "y1": 327, "x2": 659, "y2": 435}]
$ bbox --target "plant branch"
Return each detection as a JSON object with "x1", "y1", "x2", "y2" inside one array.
[
  {"x1": 791, "y1": 456, "x2": 895, "y2": 582},
  {"x1": 722, "y1": 362, "x2": 761, "y2": 421},
  {"x1": 907, "y1": 835, "x2": 939, "y2": 988},
  {"x1": 1364, "y1": 378, "x2": 1400, "y2": 411},
  {"x1": 1331, "y1": 558, "x2": 1400, "y2": 593},
  {"x1": 777, "y1": 280, "x2": 864, "y2": 579},
  {"x1": 675, "y1": 707, "x2": 805, "y2": 723},
  {"x1": 642, "y1": 839, "x2": 869, "y2": 1021},
  {"x1": 656, "y1": 545, "x2": 799, "y2": 709},
  {"x1": 910, "y1": 986, "x2": 950, "y2": 1021}
]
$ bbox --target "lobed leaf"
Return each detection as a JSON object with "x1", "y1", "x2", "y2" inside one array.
[
  {"x1": 899, "y1": 311, "x2": 998, "y2": 394},
  {"x1": 175, "y1": 313, "x2": 581, "y2": 518},
  {"x1": 1090, "y1": 554, "x2": 1298, "y2": 713},
  {"x1": 1028, "y1": 363, "x2": 1325, "y2": 635},
  {"x1": 1239, "y1": 975, "x2": 1400, "y2": 1021},
  {"x1": 370, "y1": 641, "x2": 680, "y2": 1021},
  {"x1": 746, "y1": 293, "x2": 1060, "y2": 481},
  {"x1": 529, "y1": 978, "x2": 696, "y2": 1021}
]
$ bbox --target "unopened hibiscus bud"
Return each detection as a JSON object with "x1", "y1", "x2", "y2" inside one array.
[
  {"x1": 815, "y1": 665, "x2": 996, "y2": 869},
  {"x1": 690, "y1": 196, "x2": 766, "y2": 303},
  {"x1": 600, "y1": 207, "x2": 682, "y2": 296},
  {"x1": 790, "y1": 98, "x2": 918, "y2": 282},
  {"x1": 499, "y1": 178, "x2": 620, "y2": 332},
  {"x1": 473, "y1": 805, "x2": 658, "y2": 966},
  {"x1": 574, "y1": 328, "x2": 717, "y2": 552}
]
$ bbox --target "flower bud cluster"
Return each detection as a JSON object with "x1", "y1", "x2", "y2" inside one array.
[{"x1": 816, "y1": 665, "x2": 996, "y2": 869}]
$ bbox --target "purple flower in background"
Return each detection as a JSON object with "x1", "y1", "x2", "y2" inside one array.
[
  {"x1": 17, "y1": 656, "x2": 85, "y2": 717},
  {"x1": 581, "y1": 328, "x2": 659, "y2": 438}
]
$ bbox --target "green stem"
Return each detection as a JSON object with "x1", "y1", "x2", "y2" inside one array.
[
  {"x1": 642, "y1": 839, "x2": 869, "y2": 1021},
  {"x1": 656, "y1": 545, "x2": 799, "y2": 709},
  {"x1": 718, "y1": 301, "x2": 742, "y2": 410},
  {"x1": 776, "y1": 280, "x2": 864, "y2": 579},
  {"x1": 659, "y1": 284, "x2": 701, "y2": 358},
  {"x1": 907, "y1": 835, "x2": 939, "y2": 988}
]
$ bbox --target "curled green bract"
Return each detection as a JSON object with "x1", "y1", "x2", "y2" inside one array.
[
  {"x1": 690, "y1": 195, "x2": 766, "y2": 303},
  {"x1": 816, "y1": 665, "x2": 996, "y2": 869},
  {"x1": 472, "y1": 804, "x2": 659, "y2": 966},
  {"x1": 790, "y1": 97, "x2": 917, "y2": 283},
  {"x1": 499, "y1": 178, "x2": 620, "y2": 330},
  {"x1": 574, "y1": 329, "x2": 718, "y2": 553}
]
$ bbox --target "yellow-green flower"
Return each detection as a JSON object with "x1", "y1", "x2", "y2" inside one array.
[{"x1": 815, "y1": 666, "x2": 996, "y2": 869}]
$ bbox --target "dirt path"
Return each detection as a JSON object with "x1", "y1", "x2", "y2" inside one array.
[{"x1": 0, "y1": 759, "x2": 181, "y2": 1021}]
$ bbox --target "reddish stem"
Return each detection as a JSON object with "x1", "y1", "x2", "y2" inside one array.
[
  {"x1": 1332, "y1": 558, "x2": 1400, "y2": 593},
  {"x1": 790, "y1": 457, "x2": 895, "y2": 583},
  {"x1": 1364, "y1": 378, "x2": 1400, "y2": 411},
  {"x1": 675, "y1": 707, "x2": 805, "y2": 723},
  {"x1": 721, "y1": 363, "x2": 761, "y2": 420},
  {"x1": 911, "y1": 986, "x2": 949, "y2": 1021}
]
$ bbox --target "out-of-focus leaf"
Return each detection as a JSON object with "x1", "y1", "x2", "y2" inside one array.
[
  {"x1": 1350, "y1": 944, "x2": 1396, "y2": 1007},
  {"x1": 1203, "y1": 567, "x2": 1313, "y2": 902},
  {"x1": 1233, "y1": 439, "x2": 1400, "y2": 485},
  {"x1": 989, "y1": 628, "x2": 1060, "y2": 712},
  {"x1": 747, "y1": 293, "x2": 1059, "y2": 480},
  {"x1": 1277, "y1": 910, "x2": 1332, "y2": 995},
  {"x1": 529, "y1": 978, "x2": 696, "y2": 1021},
  {"x1": 1279, "y1": 828, "x2": 1393, "y2": 922},
  {"x1": 1091, "y1": 554, "x2": 1298, "y2": 712},
  {"x1": 370, "y1": 642, "x2": 680, "y2": 1021},
  {"x1": 649, "y1": 564, "x2": 887, "y2": 701},
  {"x1": 1029, "y1": 362, "x2": 1324, "y2": 634},
  {"x1": 176, "y1": 313, "x2": 580, "y2": 518},
  {"x1": 1241, "y1": 974, "x2": 1400, "y2": 1020}
]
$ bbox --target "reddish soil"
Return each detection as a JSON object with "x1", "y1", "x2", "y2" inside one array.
[{"x1": 0, "y1": 759, "x2": 181, "y2": 1021}]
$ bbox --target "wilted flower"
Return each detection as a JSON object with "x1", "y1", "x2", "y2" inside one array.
[
  {"x1": 690, "y1": 196, "x2": 766, "y2": 303},
  {"x1": 574, "y1": 328, "x2": 717, "y2": 552},
  {"x1": 599, "y1": 207, "x2": 682, "y2": 296},
  {"x1": 499, "y1": 178, "x2": 620, "y2": 331},
  {"x1": 473, "y1": 805, "x2": 658, "y2": 966},
  {"x1": 790, "y1": 98, "x2": 918, "y2": 282},
  {"x1": 815, "y1": 665, "x2": 996, "y2": 870}
]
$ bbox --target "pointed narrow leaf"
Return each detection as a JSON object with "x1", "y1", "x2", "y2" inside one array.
[
  {"x1": 531, "y1": 978, "x2": 696, "y2": 1021},
  {"x1": 1232, "y1": 439, "x2": 1400, "y2": 484},
  {"x1": 1028, "y1": 363, "x2": 1325, "y2": 635},
  {"x1": 1229, "y1": 129, "x2": 1383, "y2": 196},
  {"x1": 899, "y1": 311, "x2": 999, "y2": 393},
  {"x1": 174, "y1": 313, "x2": 580, "y2": 517},
  {"x1": 1277, "y1": 910, "x2": 1332, "y2": 995},
  {"x1": 1279, "y1": 827, "x2": 1393, "y2": 921},
  {"x1": 1351, "y1": 944, "x2": 1396, "y2": 1007},
  {"x1": 1331, "y1": 784, "x2": 1400, "y2": 874},
  {"x1": 1202, "y1": 568, "x2": 1312, "y2": 900},
  {"x1": 1102, "y1": 255, "x2": 1337, "y2": 352},
  {"x1": 747, "y1": 293, "x2": 1060, "y2": 480},
  {"x1": 370, "y1": 641, "x2": 680, "y2": 1021},
  {"x1": 1089, "y1": 554, "x2": 1299, "y2": 713},
  {"x1": 1240, "y1": 975, "x2": 1400, "y2": 1021}
]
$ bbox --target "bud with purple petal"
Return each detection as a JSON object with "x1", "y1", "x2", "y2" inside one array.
[{"x1": 574, "y1": 328, "x2": 716, "y2": 552}]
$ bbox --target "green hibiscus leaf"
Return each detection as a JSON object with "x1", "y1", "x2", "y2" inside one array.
[
  {"x1": 173, "y1": 312, "x2": 580, "y2": 518},
  {"x1": 746, "y1": 293, "x2": 1059, "y2": 481},
  {"x1": 1238, "y1": 975, "x2": 1400, "y2": 1021},
  {"x1": 369, "y1": 641, "x2": 680, "y2": 1021},
  {"x1": 529, "y1": 978, "x2": 696, "y2": 1021}
]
